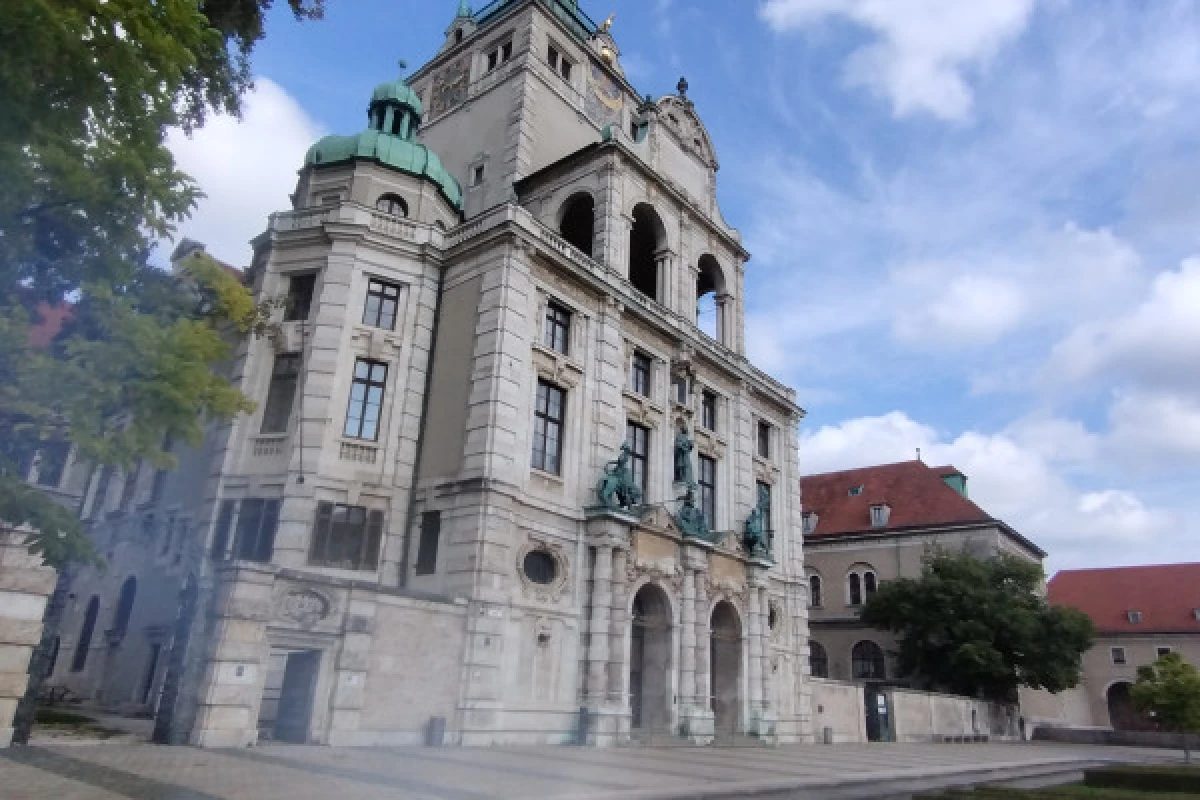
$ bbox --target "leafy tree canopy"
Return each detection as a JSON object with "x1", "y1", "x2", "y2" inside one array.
[
  {"x1": 0, "y1": 0, "x2": 321, "y2": 565},
  {"x1": 1132, "y1": 651, "x2": 1200, "y2": 761},
  {"x1": 860, "y1": 550, "x2": 1095, "y2": 701}
]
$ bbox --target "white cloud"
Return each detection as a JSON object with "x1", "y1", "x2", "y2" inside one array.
[
  {"x1": 165, "y1": 78, "x2": 324, "y2": 267},
  {"x1": 1107, "y1": 389, "x2": 1200, "y2": 466},
  {"x1": 1045, "y1": 257, "x2": 1200, "y2": 395},
  {"x1": 758, "y1": 0, "x2": 1035, "y2": 120},
  {"x1": 800, "y1": 411, "x2": 1182, "y2": 570},
  {"x1": 892, "y1": 272, "x2": 1026, "y2": 347}
]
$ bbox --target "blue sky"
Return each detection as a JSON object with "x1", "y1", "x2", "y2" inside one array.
[{"x1": 168, "y1": 0, "x2": 1200, "y2": 573}]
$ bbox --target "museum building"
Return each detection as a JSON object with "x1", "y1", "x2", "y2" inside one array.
[{"x1": 47, "y1": 0, "x2": 813, "y2": 748}]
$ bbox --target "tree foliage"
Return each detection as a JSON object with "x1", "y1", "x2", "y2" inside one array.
[
  {"x1": 1132, "y1": 652, "x2": 1200, "y2": 761},
  {"x1": 860, "y1": 550, "x2": 1095, "y2": 701},
  {"x1": 0, "y1": 0, "x2": 321, "y2": 566}
]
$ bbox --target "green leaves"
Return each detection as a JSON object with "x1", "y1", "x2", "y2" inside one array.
[
  {"x1": 860, "y1": 550, "x2": 1094, "y2": 701},
  {"x1": 1132, "y1": 652, "x2": 1200, "y2": 736}
]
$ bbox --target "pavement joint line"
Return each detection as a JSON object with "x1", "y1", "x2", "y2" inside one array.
[
  {"x1": 1, "y1": 747, "x2": 224, "y2": 800},
  {"x1": 354, "y1": 745, "x2": 637, "y2": 790},
  {"x1": 489, "y1": 745, "x2": 753, "y2": 782},
  {"x1": 219, "y1": 747, "x2": 504, "y2": 800}
]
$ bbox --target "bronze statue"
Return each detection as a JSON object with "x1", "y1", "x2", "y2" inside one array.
[
  {"x1": 596, "y1": 442, "x2": 642, "y2": 511},
  {"x1": 673, "y1": 427, "x2": 694, "y2": 485},
  {"x1": 673, "y1": 484, "x2": 712, "y2": 542},
  {"x1": 743, "y1": 483, "x2": 772, "y2": 558}
]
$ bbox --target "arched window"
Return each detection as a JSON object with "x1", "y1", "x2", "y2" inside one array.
[
  {"x1": 852, "y1": 640, "x2": 886, "y2": 680},
  {"x1": 864, "y1": 571, "x2": 877, "y2": 597},
  {"x1": 628, "y1": 203, "x2": 664, "y2": 300},
  {"x1": 809, "y1": 640, "x2": 829, "y2": 678},
  {"x1": 71, "y1": 596, "x2": 99, "y2": 672},
  {"x1": 558, "y1": 193, "x2": 594, "y2": 257},
  {"x1": 113, "y1": 576, "x2": 137, "y2": 636},
  {"x1": 808, "y1": 574, "x2": 823, "y2": 608},
  {"x1": 375, "y1": 193, "x2": 408, "y2": 218},
  {"x1": 847, "y1": 563, "x2": 877, "y2": 606},
  {"x1": 696, "y1": 254, "x2": 726, "y2": 341},
  {"x1": 848, "y1": 572, "x2": 862, "y2": 606}
]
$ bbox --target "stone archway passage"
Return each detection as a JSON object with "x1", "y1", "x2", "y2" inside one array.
[
  {"x1": 1107, "y1": 681, "x2": 1155, "y2": 731},
  {"x1": 710, "y1": 600, "x2": 742, "y2": 736},
  {"x1": 630, "y1": 584, "x2": 671, "y2": 733}
]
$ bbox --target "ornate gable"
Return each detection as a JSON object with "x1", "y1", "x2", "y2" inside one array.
[{"x1": 656, "y1": 95, "x2": 719, "y2": 172}]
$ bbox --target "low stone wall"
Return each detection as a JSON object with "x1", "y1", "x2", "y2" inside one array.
[
  {"x1": 809, "y1": 678, "x2": 867, "y2": 743},
  {"x1": 0, "y1": 530, "x2": 58, "y2": 747},
  {"x1": 1032, "y1": 724, "x2": 1198, "y2": 750},
  {"x1": 887, "y1": 688, "x2": 1019, "y2": 742}
]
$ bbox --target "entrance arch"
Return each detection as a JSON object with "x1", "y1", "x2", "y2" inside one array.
[
  {"x1": 710, "y1": 600, "x2": 742, "y2": 735},
  {"x1": 1107, "y1": 681, "x2": 1154, "y2": 731},
  {"x1": 629, "y1": 583, "x2": 671, "y2": 733}
]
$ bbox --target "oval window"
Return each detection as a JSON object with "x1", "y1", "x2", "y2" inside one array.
[{"x1": 523, "y1": 550, "x2": 557, "y2": 585}]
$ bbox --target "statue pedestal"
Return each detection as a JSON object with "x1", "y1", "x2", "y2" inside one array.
[
  {"x1": 747, "y1": 708, "x2": 779, "y2": 747},
  {"x1": 679, "y1": 705, "x2": 715, "y2": 745}
]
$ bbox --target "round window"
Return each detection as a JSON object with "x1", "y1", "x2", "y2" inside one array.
[{"x1": 523, "y1": 550, "x2": 557, "y2": 585}]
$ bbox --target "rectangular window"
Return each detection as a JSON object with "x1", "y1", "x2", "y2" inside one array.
[
  {"x1": 211, "y1": 500, "x2": 236, "y2": 559},
  {"x1": 415, "y1": 511, "x2": 441, "y2": 576},
  {"x1": 472, "y1": 164, "x2": 485, "y2": 186},
  {"x1": 543, "y1": 302, "x2": 571, "y2": 355},
  {"x1": 487, "y1": 50, "x2": 498, "y2": 71},
  {"x1": 756, "y1": 480, "x2": 772, "y2": 531},
  {"x1": 672, "y1": 374, "x2": 688, "y2": 405},
  {"x1": 34, "y1": 441, "x2": 70, "y2": 488},
  {"x1": 698, "y1": 455, "x2": 716, "y2": 527},
  {"x1": 363, "y1": 279, "x2": 401, "y2": 330},
  {"x1": 701, "y1": 390, "x2": 718, "y2": 432},
  {"x1": 560, "y1": 59, "x2": 572, "y2": 81},
  {"x1": 548, "y1": 45, "x2": 559, "y2": 71},
  {"x1": 344, "y1": 359, "x2": 388, "y2": 441},
  {"x1": 284, "y1": 273, "x2": 316, "y2": 322},
  {"x1": 626, "y1": 422, "x2": 649, "y2": 495},
  {"x1": 1111, "y1": 647, "x2": 1127, "y2": 665},
  {"x1": 502, "y1": 40, "x2": 513, "y2": 62},
  {"x1": 233, "y1": 498, "x2": 281, "y2": 563},
  {"x1": 757, "y1": 420, "x2": 772, "y2": 459},
  {"x1": 261, "y1": 353, "x2": 301, "y2": 434},
  {"x1": 1157, "y1": 646, "x2": 1172, "y2": 658},
  {"x1": 309, "y1": 501, "x2": 384, "y2": 571},
  {"x1": 532, "y1": 380, "x2": 565, "y2": 474},
  {"x1": 631, "y1": 352, "x2": 651, "y2": 397}
]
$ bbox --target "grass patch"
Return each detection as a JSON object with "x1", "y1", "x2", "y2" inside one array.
[
  {"x1": 921, "y1": 781, "x2": 1200, "y2": 799},
  {"x1": 35, "y1": 708, "x2": 96, "y2": 727}
]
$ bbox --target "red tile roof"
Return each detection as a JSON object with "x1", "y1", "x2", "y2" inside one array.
[
  {"x1": 801, "y1": 460, "x2": 992, "y2": 536},
  {"x1": 1048, "y1": 564, "x2": 1200, "y2": 634}
]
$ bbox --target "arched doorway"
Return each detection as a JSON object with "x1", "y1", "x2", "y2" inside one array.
[
  {"x1": 852, "y1": 640, "x2": 886, "y2": 681},
  {"x1": 629, "y1": 203, "x2": 665, "y2": 300},
  {"x1": 1107, "y1": 681, "x2": 1154, "y2": 731},
  {"x1": 629, "y1": 583, "x2": 671, "y2": 733},
  {"x1": 710, "y1": 600, "x2": 742, "y2": 736},
  {"x1": 558, "y1": 193, "x2": 594, "y2": 257}
]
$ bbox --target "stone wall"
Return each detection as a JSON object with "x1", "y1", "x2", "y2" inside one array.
[
  {"x1": 0, "y1": 530, "x2": 57, "y2": 747},
  {"x1": 809, "y1": 678, "x2": 866, "y2": 743},
  {"x1": 886, "y1": 688, "x2": 1017, "y2": 742}
]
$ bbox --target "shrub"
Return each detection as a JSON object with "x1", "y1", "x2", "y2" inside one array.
[{"x1": 1084, "y1": 765, "x2": 1200, "y2": 793}]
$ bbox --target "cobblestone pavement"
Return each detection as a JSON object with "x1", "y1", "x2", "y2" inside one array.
[{"x1": 0, "y1": 741, "x2": 1181, "y2": 800}]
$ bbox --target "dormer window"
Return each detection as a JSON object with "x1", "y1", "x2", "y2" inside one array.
[
  {"x1": 869, "y1": 503, "x2": 891, "y2": 528},
  {"x1": 1127, "y1": 610, "x2": 1142, "y2": 624},
  {"x1": 801, "y1": 512, "x2": 818, "y2": 535},
  {"x1": 848, "y1": 485, "x2": 863, "y2": 497}
]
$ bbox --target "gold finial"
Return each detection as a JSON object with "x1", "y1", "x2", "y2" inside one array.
[{"x1": 599, "y1": 13, "x2": 615, "y2": 33}]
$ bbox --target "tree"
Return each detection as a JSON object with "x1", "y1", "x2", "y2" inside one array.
[
  {"x1": 1, "y1": 0, "x2": 324, "y2": 743},
  {"x1": 860, "y1": 550, "x2": 1094, "y2": 701},
  {"x1": 1132, "y1": 652, "x2": 1200, "y2": 763}
]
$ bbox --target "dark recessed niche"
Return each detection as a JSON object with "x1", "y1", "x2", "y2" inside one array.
[{"x1": 523, "y1": 550, "x2": 557, "y2": 585}]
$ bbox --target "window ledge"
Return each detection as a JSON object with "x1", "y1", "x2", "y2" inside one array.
[
  {"x1": 530, "y1": 468, "x2": 564, "y2": 485},
  {"x1": 532, "y1": 343, "x2": 584, "y2": 389}
]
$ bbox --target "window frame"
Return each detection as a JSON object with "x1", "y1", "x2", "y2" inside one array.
[
  {"x1": 415, "y1": 510, "x2": 441, "y2": 576},
  {"x1": 756, "y1": 419, "x2": 772, "y2": 460},
  {"x1": 626, "y1": 421, "x2": 649, "y2": 495},
  {"x1": 630, "y1": 351, "x2": 652, "y2": 397},
  {"x1": 698, "y1": 454, "x2": 717, "y2": 528},
  {"x1": 343, "y1": 358, "x2": 389, "y2": 441},
  {"x1": 532, "y1": 379, "x2": 566, "y2": 475},
  {"x1": 363, "y1": 278, "x2": 402, "y2": 331},
  {"x1": 848, "y1": 572, "x2": 863, "y2": 607},
  {"x1": 261, "y1": 353, "x2": 302, "y2": 434},
  {"x1": 232, "y1": 498, "x2": 282, "y2": 563},
  {"x1": 1111, "y1": 646, "x2": 1127, "y2": 665},
  {"x1": 374, "y1": 193, "x2": 408, "y2": 218},
  {"x1": 701, "y1": 390, "x2": 718, "y2": 432},
  {"x1": 808, "y1": 574, "x2": 823, "y2": 608},
  {"x1": 542, "y1": 301, "x2": 571, "y2": 355},
  {"x1": 308, "y1": 501, "x2": 384, "y2": 571},
  {"x1": 284, "y1": 272, "x2": 317, "y2": 322}
]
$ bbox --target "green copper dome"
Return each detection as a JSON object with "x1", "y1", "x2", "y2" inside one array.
[{"x1": 305, "y1": 76, "x2": 461, "y2": 211}]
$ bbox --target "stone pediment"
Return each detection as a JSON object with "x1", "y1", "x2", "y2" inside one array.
[{"x1": 657, "y1": 95, "x2": 718, "y2": 172}]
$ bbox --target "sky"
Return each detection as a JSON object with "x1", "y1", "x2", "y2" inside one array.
[{"x1": 167, "y1": 0, "x2": 1200, "y2": 574}]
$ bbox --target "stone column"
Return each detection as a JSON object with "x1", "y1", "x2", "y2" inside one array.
[
  {"x1": 759, "y1": 586, "x2": 771, "y2": 712},
  {"x1": 680, "y1": 543, "x2": 714, "y2": 743},
  {"x1": 746, "y1": 566, "x2": 778, "y2": 745},
  {"x1": 587, "y1": 544, "x2": 613, "y2": 702},
  {"x1": 607, "y1": 547, "x2": 628, "y2": 707},
  {"x1": 679, "y1": 569, "x2": 695, "y2": 706},
  {"x1": 0, "y1": 531, "x2": 57, "y2": 748},
  {"x1": 746, "y1": 583, "x2": 763, "y2": 716}
]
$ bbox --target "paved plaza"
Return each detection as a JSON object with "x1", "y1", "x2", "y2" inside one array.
[{"x1": 0, "y1": 741, "x2": 1183, "y2": 800}]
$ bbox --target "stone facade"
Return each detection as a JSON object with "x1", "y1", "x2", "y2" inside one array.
[
  {"x1": 0, "y1": 531, "x2": 58, "y2": 747},
  {"x1": 48, "y1": 0, "x2": 813, "y2": 748}
]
